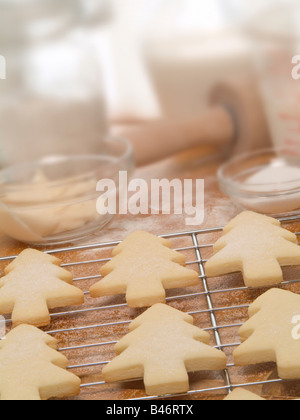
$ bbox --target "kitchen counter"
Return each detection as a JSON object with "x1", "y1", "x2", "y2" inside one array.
[
  {"x1": 0, "y1": 146, "x2": 238, "y2": 255},
  {"x1": 0, "y1": 147, "x2": 299, "y2": 401}
]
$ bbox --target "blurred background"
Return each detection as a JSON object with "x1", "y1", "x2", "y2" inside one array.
[
  {"x1": 1, "y1": 0, "x2": 300, "y2": 244},
  {"x1": 1, "y1": 0, "x2": 299, "y2": 167}
]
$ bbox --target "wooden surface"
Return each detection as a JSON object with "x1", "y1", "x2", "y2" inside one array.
[{"x1": 1, "y1": 146, "x2": 300, "y2": 401}]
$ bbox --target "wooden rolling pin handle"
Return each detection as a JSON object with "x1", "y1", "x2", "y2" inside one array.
[{"x1": 122, "y1": 105, "x2": 235, "y2": 167}]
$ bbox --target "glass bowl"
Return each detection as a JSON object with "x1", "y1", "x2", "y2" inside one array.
[
  {"x1": 0, "y1": 137, "x2": 134, "y2": 246},
  {"x1": 218, "y1": 148, "x2": 300, "y2": 216}
]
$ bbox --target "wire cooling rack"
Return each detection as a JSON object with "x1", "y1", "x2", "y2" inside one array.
[{"x1": 1, "y1": 214, "x2": 300, "y2": 400}]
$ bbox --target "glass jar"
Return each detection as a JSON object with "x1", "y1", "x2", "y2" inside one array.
[
  {"x1": 0, "y1": 0, "x2": 135, "y2": 245},
  {"x1": 247, "y1": 1, "x2": 300, "y2": 158},
  {"x1": 0, "y1": 0, "x2": 109, "y2": 167}
]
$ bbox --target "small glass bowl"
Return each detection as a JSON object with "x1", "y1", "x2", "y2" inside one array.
[
  {"x1": 0, "y1": 137, "x2": 134, "y2": 246},
  {"x1": 218, "y1": 148, "x2": 300, "y2": 216}
]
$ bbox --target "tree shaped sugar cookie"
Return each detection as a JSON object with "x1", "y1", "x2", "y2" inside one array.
[
  {"x1": 224, "y1": 388, "x2": 265, "y2": 401},
  {"x1": 205, "y1": 211, "x2": 300, "y2": 287},
  {"x1": 0, "y1": 249, "x2": 84, "y2": 327},
  {"x1": 90, "y1": 231, "x2": 199, "y2": 307},
  {"x1": 102, "y1": 303, "x2": 227, "y2": 396},
  {"x1": 0, "y1": 324, "x2": 81, "y2": 400},
  {"x1": 234, "y1": 288, "x2": 300, "y2": 379}
]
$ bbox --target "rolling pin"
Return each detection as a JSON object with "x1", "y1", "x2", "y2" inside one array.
[{"x1": 114, "y1": 80, "x2": 272, "y2": 167}]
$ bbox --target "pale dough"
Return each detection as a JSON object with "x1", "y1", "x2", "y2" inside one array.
[
  {"x1": 0, "y1": 249, "x2": 84, "y2": 327},
  {"x1": 234, "y1": 288, "x2": 300, "y2": 379},
  {"x1": 90, "y1": 230, "x2": 199, "y2": 307},
  {"x1": 224, "y1": 388, "x2": 265, "y2": 401},
  {"x1": 102, "y1": 303, "x2": 227, "y2": 396},
  {"x1": 205, "y1": 211, "x2": 300, "y2": 287},
  {"x1": 0, "y1": 324, "x2": 81, "y2": 400},
  {"x1": 1, "y1": 171, "x2": 100, "y2": 241}
]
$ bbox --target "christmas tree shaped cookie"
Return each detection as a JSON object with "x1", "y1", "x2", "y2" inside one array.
[
  {"x1": 0, "y1": 324, "x2": 81, "y2": 400},
  {"x1": 90, "y1": 231, "x2": 199, "y2": 307},
  {"x1": 0, "y1": 249, "x2": 84, "y2": 327},
  {"x1": 234, "y1": 288, "x2": 300, "y2": 379},
  {"x1": 224, "y1": 388, "x2": 265, "y2": 401},
  {"x1": 205, "y1": 211, "x2": 300, "y2": 287},
  {"x1": 102, "y1": 303, "x2": 227, "y2": 396}
]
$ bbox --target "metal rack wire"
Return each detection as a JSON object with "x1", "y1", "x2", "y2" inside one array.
[{"x1": 1, "y1": 213, "x2": 300, "y2": 400}]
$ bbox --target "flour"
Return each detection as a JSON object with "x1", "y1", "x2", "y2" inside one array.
[
  {"x1": 239, "y1": 161, "x2": 300, "y2": 215},
  {"x1": 245, "y1": 162, "x2": 300, "y2": 191}
]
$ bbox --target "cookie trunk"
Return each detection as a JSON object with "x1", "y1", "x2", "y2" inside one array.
[
  {"x1": 242, "y1": 257, "x2": 283, "y2": 287},
  {"x1": 0, "y1": 384, "x2": 41, "y2": 400},
  {"x1": 144, "y1": 361, "x2": 189, "y2": 396},
  {"x1": 125, "y1": 280, "x2": 166, "y2": 308},
  {"x1": 11, "y1": 299, "x2": 50, "y2": 327},
  {"x1": 276, "y1": 348, "x2": 300, "y2": 379}
]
